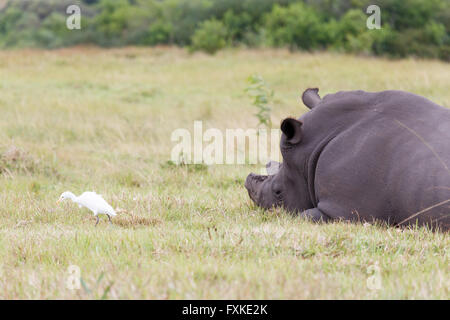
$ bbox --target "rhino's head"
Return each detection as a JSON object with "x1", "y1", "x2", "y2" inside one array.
[{"x1": 245, "y1": 88, "x2": 321, "y2": 212}]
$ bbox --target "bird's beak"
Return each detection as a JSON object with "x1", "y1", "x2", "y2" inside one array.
[{"x1": 56, "y1": 199, "x2": 61, "y2": 204}]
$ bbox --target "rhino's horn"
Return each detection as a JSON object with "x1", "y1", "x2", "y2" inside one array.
[
  {"x1": 302, "y1": 88, "x2": 321, "y2": 109},
  {"x1": 266, "y1": 161, "x2": 281, "y2": 175}
]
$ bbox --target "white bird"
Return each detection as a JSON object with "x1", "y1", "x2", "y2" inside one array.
[{"x1": 57, "y1": 191, "x2": 117, "y2": 226}]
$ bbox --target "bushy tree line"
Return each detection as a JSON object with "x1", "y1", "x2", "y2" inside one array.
[{"x1": 0, "y1": 0, "x2": 448, "y2": 60}]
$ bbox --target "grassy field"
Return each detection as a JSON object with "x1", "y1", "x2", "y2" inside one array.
[{"x1": 0, "y1": 47, "x2": 449, "y2": 299}]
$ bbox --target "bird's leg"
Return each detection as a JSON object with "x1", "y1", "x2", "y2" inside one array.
[
  {"x1": 95, "y1": 215, "x2": 99, "y2": 227},
  {"x1": 107, "y1": 214, "x2": 112, "y2": 225}
]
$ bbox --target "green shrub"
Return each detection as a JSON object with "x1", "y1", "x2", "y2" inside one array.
[
  {"x1": 37, "y1": 13, "x2": 68, "y2": 48},
  {"x1": 370, "y1": 26, "x2": 398, "y2": 56},
  {"x1": 190, "y1": 19, "x2": 228, "y2": 54},
  {"x1": 264, "y1": 3, "x2": 327, "y2": 50},
  {"x1": 439, "y1": 46, "x2": 450, "y2": 61},
  {"x1": 338, "y1": 9, "x2": 368, "y2": 49},
  {"x1": 222, "y1": 10, "x2": 252, "y2": 45},
  {"x1": 143, "y1": 21, "x2": 173, "y2": 45},
  {"x1": 424, "y1": 22, "x2": 446, "y2": 45},
  {"x1": 93, "y1": 0, "x2": 134, "y2": 45}
]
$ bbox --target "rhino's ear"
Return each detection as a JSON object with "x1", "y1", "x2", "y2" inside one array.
[
  {"x1": 281, "y1": 118, "x2": 302, "y2": 144},
  {"x1": 302, "y1": 88, "x2": 321, "y2": 109}
]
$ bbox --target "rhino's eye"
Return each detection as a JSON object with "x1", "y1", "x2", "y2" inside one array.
[{"x1": 274, "y1": 188, "x2": 282, "y2": 199}]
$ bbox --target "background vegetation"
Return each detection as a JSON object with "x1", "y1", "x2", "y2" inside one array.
[{"x1": 0, "y1": 0, "x2": 449, "y2": 60}]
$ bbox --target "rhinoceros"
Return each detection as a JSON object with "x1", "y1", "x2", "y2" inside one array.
[{"x1": 245, "y1": 88, "x2": 450, "y2": 231}]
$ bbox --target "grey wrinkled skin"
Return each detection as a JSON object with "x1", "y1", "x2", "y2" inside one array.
[{"x1": 245, "y1": 88, "x2": 450, "y2": 231}]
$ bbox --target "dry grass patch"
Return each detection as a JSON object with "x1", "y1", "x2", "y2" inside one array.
[{"x1": 113, "y1": 210, "x2": 161, "y2": 228}]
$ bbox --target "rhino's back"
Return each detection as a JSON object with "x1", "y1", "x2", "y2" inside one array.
[{"x1": 313, "y1": 90, "x2": 450, "y2": 230}]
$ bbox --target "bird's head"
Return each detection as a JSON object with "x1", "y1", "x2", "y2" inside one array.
[{"x1": 57, "y1": 191, "x2": 75, "y2": 204}]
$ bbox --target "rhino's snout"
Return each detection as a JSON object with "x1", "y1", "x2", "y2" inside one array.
[
  {"x1": 245, "y1": 173, "x2": 268, "y2": 203},
  {"x1": 245, "y1": 173, "x2": 257, "y2": 201},
  {"x1": 244, "y1": 173, "x2": 254, "y2": 191},
  {"x1": 245, "y1": 173, "x2": 268, "y2": 188}
]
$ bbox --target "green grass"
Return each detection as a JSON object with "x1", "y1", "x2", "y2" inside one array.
[{"x1": 0, "y1": 47, "x2": 449, "y2": 299}]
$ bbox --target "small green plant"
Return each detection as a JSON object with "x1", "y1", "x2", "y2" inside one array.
[
  {"x1": 161, "y1": 160, "x2": 208, "y2": 173},
  {"x1": 245, "y1": 74, "x2": 273, "y2": 129}
]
